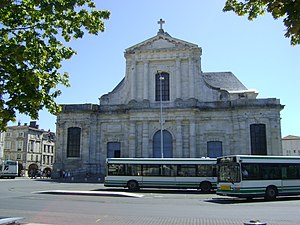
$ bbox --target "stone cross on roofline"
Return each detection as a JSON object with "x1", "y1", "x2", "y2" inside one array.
[{"x1": 157, "y1": 18, "x2": 165, "y2": 34}]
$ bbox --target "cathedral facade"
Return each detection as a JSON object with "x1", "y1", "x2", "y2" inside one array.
[{"x1": 53, "y1": 22, "x2": 284, "y2": 178}]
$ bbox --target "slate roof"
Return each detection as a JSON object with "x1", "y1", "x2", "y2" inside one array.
[
  {"x1": 282, "y1": 135, "x2": 300, "y2": 140},
  {"x1": 203, "y1": 72, "x2": 248, "y2": 92}
]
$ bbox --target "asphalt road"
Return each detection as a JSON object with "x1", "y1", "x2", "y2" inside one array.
[{"x1": 0, "y1": 177, "x2": 299, "y2": 225}]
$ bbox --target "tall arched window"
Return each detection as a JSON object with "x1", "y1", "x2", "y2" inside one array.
[
  {"x1": 153, "y1": 130, "x2": 173, "y2": 158},
  {"x1": 250, "y1": 124, "x2": 267, "y2": 155},
  {"x1": 67, "y1": 127, "x2": 81, "y2": 157},
  {"x1": 155, "y1": 72, "x2": 170, "y2": 101}
]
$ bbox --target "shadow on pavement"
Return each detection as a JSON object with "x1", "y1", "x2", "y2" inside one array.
[
  {"x1": 94, "y1": 187, "x2": 216, "y2": 195},
  {"x1": 32, "y1": 177, "x2": 103, "y2": 184},
  {"x1": 207, "y1": 195, "x2": 300, "y2": 204}
]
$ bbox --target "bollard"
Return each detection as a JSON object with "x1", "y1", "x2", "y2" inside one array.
[{"x1": 244, "y1": 220, "x2": 267, "y2": 225}]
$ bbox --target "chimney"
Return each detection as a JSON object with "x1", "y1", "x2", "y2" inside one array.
[{"x1": 29, "y1": 121, "x2": 39, "y2": 129}]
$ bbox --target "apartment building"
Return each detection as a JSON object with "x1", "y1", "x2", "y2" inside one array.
[
  {"x1": 3, "y1": 121, "x2": 55, "y2": 176},
  {"x1": 282, "y1": 135, "x2": 300, "y2": 156}
]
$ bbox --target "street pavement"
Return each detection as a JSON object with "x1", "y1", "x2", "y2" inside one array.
[{"x1": 1, "y1": 177, "x2": 298, "y2": 225}]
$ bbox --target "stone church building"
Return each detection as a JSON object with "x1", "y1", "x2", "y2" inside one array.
[{"x1": 53, "y1": 20, "x2": 284, "y2": 178}]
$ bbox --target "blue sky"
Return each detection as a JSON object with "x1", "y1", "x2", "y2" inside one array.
[{"x1": 12, "y1": 0, "x2": 300, "y2": 137}]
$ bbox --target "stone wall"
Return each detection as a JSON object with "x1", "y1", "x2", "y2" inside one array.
[{"x1": 53, "y1": 99, "x2": 283, "y2": 178}]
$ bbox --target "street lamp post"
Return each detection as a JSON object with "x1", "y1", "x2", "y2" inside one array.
[{"x1": 159, "y1": 72, "x2": 164, "y2": 158}]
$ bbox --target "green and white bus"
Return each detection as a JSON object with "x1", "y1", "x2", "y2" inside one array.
[
  {"x1": 217, "y1": 155, "x2": 300, "y2": 200},
  {"x1": 104, "y1": 158, "x2": 217, "y2": 192}
]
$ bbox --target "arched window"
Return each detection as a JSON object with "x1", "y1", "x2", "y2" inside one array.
[
  {"x1": 250, "y1": 124, "x2": 267, "y2": 155},
  {"x1": 67, "y1": 127, "x2": 81, "y2": 157},
  {"x1": 155, "y1": 72, "x2": 170, "y2": 101},
  {"x1": 207, "y1": 141, "x2": 223, "y2": 158},
  {"x1": 153, "y1": 130, "x2": 173, "y2": 158}
]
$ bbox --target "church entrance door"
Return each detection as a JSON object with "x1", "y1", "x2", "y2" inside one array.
[
  {"x1": 107, "y1": 142, "x2": 121, "y2": 158},
  {"x1": 153, "y1": 130, "x2": 173, "y2": 158}
]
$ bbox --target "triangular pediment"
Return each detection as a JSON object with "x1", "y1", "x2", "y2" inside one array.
[{"x1": 125, "y1": 32, "x2": 198, "y2": 53}]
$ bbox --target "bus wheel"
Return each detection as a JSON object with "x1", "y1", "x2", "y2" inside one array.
[
  {"x1": 265, "y1": 186, "x2": 277, "y2": 201},
  {"x1": 200, "y1": 181, "x2": 211, "y2": 193},
  {"x1": 127, "y1": 180, "x2": 139, "y2": 191}
]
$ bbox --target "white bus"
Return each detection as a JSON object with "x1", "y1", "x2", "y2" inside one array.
[
  {"x1": 217, "y1": 155, "x2": 300, "y2": 200},
  {"x1": 0, "y1": 160, "x2": 18, "y2": 179},
  {"x1": 104, "y1": 158, "x2": 217, "y2": 192}
]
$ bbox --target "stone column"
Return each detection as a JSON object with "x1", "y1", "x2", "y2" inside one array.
[
  {"x1": 143, "y1": 61, "x2": 149, "y2": 100},
  {"x1": 175, "y1": 58, "x2": 181, "y2": 99}
]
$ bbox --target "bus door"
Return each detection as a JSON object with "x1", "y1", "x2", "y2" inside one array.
[
  {"x1": 176, "y1": 164, "x2": 198, "y2": 189},
  {"x1": 160, "y1": 164, "x2": 177, "y2": 187},
  {"x1": 141, "y1": 164, "x2": 176, "y2": 188}
]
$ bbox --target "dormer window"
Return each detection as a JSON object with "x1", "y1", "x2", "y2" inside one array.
[
  {"x1": 155, "y1": 72, "x2": 170, "y2": 101},
  {"x1": 238, "y1": 93, "x2": 246, "y2": 99}
]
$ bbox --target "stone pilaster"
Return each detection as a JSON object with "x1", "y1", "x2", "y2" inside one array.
[
  {"x1": 128, "y1": 121, "x2": 136, "y2": 157},
  {"x1": 89, "y1": 114, "x2": 96, "y2": 161},
  {"x1": 143, "y1": 61, "x2": 149, "y2": 100},
  {"x1": 130, "y1": 61, "x2": 136, "y2": 100},
  {"x1": 176, "y1": 120, "x2": 182, "y2": 157},
  {"x1": 188, "y1": 57, "x2": 195, "y2": 98},
  {"x1": 175, "y1": 58, "x2": 181, "y2": 99},
  {"x1": 189, "y1": 119, "x2": 196, "y2": 157},
  {"x1": 142, "y1": 121, "x2": 149, "y2": 157}
]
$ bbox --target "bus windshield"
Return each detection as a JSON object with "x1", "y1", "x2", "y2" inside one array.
[{"x1": 218, "y1": 163, "x2": 241, "y2": 183}]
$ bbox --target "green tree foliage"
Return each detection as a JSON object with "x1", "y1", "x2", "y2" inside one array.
[
  {"x1": 0, "y1": 0, "x2": 110, "y2": 130},
  {"x1": 224, "y1": 0, "x2": 300, "y2": 45}
]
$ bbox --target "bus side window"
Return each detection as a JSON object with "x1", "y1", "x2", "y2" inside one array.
[
  {"x1": 117, "y1": 165, "x2": 125, "y2": 175},
  {"x1": 162, "y1": 165, "x2": 176, "y2": 176},
  {"x1": 282, "y1": 166, "x2": 288, "y2": 179},
  {"x1": 212, "y1": 166, "x2": 217, "y2": 177},
  {"x1": 177, "y1": 165, "x2": 196, "y2": 177},
  {"x1": 143, "y1": 165, "x2": 160, "y2": 176},
  {"x1": 241, "y1": 163, "x2": 260, "y2": 180},
  {"x1": 127, "y1": 164, "x2": 141, "y2": 176},
  {"x1": 108, "y1": 164, "x2": 125, "y2": 176},
  {"x1": 262, "y1": 164, "x2": 281, "y2": 180},
  {"x1": 197, "y1": 164, "x2": 214, "y2": 177}
]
